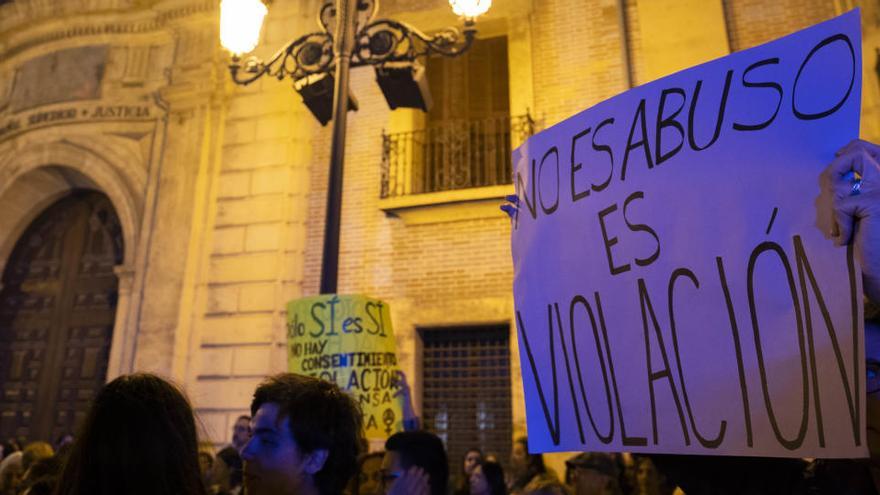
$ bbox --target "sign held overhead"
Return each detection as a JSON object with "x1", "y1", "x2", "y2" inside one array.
[{"x1": 511, "y1": 10, "x2": 864, "y2": 458}]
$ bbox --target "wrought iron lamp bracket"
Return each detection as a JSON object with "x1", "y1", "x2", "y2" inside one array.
[
  {"x1": 228, "y1": 0, "x2": 475, "y2": 86},
  {"x1": 229, "y1": 31, "x2": 335, "y2": 85},
  {"x1": 353, "y1": 18, "x2": 475, "y2": 66}
]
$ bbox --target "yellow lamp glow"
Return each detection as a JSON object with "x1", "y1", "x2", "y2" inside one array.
[
  {"x1": 448, "y1": 0, "x2": 491, "y2": 19},
  {"x1": 220, "y1": 0, "x2": 268, "y2": 56}
]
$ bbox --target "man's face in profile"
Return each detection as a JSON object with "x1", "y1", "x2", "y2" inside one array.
[{"x1": 241, "y1": 403, "x2": 316, "y2": 495}]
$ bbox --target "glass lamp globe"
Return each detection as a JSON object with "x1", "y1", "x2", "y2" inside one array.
[
  {"x1": 448, "y1": 0, "x2": 491, "y2": 19},
  {"x1": 220, "y1": 0, "x2": 268, "y2": 56}
]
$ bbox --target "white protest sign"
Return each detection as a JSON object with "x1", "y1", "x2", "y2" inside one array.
[{"x1": 512, "y1": 11, "x2": 864, "y2": 458}]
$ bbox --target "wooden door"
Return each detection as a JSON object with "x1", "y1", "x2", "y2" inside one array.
[{"x1": 0, "y1": 191, "x2": 122, "y2": 442}]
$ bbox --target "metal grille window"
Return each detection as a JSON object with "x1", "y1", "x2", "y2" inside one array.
[{"x1": 420, "y1": 325, "x2": 512, "y2": 476}]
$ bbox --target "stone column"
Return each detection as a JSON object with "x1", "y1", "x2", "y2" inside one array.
[
  {"x1": 107, "y1": 263, "x2": 135, "y2": 379},
  {"x1": 130, "y1": 9, "x2": 226, "y2": 381}
]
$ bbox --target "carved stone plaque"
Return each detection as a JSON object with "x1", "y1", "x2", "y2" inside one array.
[{"x1": 10, "y1": 45, "x2": 108, "y2": 113}]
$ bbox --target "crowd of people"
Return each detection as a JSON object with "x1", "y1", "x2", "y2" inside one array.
[
  {"x1": 0, "y1": 372, "x2": 685, "y2": 495},
  {"x1": 0, "y1": 140, "x2": 877, "y2": 495},
  {"x1": 0, "y1": 438, "x2": 64, "y2": 495}
]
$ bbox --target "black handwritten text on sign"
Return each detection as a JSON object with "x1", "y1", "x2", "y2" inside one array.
[
  {"x1": 511, "y1": 11, "x2": 864, "y2": 458},
  {"x1": 287, "y1": 294, "x2": 404, "y2": 439}
]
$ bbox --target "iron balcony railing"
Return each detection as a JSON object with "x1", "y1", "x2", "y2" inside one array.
[{"x1": 380, "y1": 114, "x2": 535, "y2": 198}]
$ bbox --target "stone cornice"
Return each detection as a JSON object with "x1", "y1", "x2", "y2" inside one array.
[{"x1": 0, "y1": 1, "x2": 216, "y2": 62}]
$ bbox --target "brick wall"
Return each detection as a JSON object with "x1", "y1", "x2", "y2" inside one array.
[
  {"x1": 725, "y1": 0, "x2": 837, "y2": 51},
  {"x1": 296, "y1": 1, "x2": 526, "y2": 435},
  {"x1": 531, "y1": 0, "x2": 630, "y2": 127}
]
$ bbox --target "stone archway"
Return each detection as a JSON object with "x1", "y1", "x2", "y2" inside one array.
[
  {"x1": 0, "y1": 191, "x2": 122, "y2": 442},
  {"x1": 0, "y1": 136, "x2": 147, "y2": 380},
  {"x1": 0, "y1": 139, "x2": 143, "y2": 273}
]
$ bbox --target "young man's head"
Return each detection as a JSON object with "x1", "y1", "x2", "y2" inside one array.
[
  {"x1": 382, "y1": 431, "x2": 448, "y2": 495},
  {"x1": 565, "y1": 453, "x2": 621, "y2": 495},
  {"x1": 232, "y1": 415, "x2": 251, "y2": 450},
  {"x1": 241, "y1": 373, "x2": 363, "y2": 495},
  {"x1": 232, "y1": 414, "x2": 251, "y2": 451}
]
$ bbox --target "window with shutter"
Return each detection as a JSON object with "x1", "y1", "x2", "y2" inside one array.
[
  {"x1": 418, "y1": 37, "x2": 511, "y2": 193},
  {"x1": 426, "y1": 36, "x2": 510, "y2": 123},
  {"x1": 379, "y1": 36, "x2": 534, "y2": 199}
]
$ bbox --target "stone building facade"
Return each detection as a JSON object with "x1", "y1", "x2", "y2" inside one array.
[{"x1": 0, "y1": 0, "x2": 878, "y2": 470}]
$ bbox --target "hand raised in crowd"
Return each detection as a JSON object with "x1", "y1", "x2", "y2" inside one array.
[
  {"x1": 392, "y1": 371, "x2": 420, "y2": 430},
  {"x1": 828, "y1": 139, "x2": 880, "y2": 304},
  {"x1": 386, "y1": 466, "x2": 430, "y2": 495}
]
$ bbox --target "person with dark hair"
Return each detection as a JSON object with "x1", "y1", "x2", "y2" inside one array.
[
  {"x1": 632, "y1": 457, "x2": 675, "y2": 495},
  {"x1": 18, "y1": 455, "x2": 62, "y2": 495},
  {"x1": 381, "y1": 431, "x2": 448, "y2": 495},
  {"x1": 0, "y1": 451, "x2": 22, "y2": 495},
  {"x1": 522, "y1": 480, "x2": 570, "y2": 495},
  {"x1": 22, "y1": 476, "x2": 55, "y2": 495},
  {"x1": 564, "y1": 453, "x2": 624, "y2": 495},
  {"x1": 199, "y1": 451, "x2": 214, "y2": 489},
  {"x1": 509, "y1": 437, "x2": 558, "y2": 495},
  {"x1": 352, "y1": 451, "x2": 383, "y2": 495},
  {"x1": 470, "y1": 461, "x2": 507, "y2": 495},
  {"x1": 52, "y1": 435, "x2": 73, "y2": 455},
  {"x1": 241, "y1": 373, "x2": 363, "y2": 495},
  {"x1": 1, "y1": 439, "x2": 20, "y2": 461},
  {"x1": 19, "y1": 442, "x2": 52, "y2": 477},
  {"x1": 209, "y1": 415, "x2": 249, "y2": 495},
  {"x1": 53, "y1": 373, "x2": 207, "y2": 495},
  {"x1": 454, "y1": 448, "x2": 483, "y2": 495},
  {"x1": 212, "y1": 446, "x2": 244, "y2": 495},
  {"x1": 230, "y1": 415, "x2": 251, "y2": 451}
]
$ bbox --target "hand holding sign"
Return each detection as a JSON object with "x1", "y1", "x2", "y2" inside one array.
[
  {"x1": 501, "y1": 194, "x2": 520, "y2": 219},
  {"x1": 828, "y1": 139, "x2": 880, "y2": 303}
]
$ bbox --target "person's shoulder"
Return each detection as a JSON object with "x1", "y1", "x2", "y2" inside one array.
[
  {"x1": 216, "y1": 445, "x2": 243, "y2": 471},
  {"x1": 525, "y1": 469, "x2": 559, "y2": 489},
  {"x1": 808, "y1": 458, "x2": 878, "y2": 495},
  {"x1": 649, "y1": 454, "x2": 808, "y2": 495},
  {"x1": 217, "y1": 445, "x2": 238, "y2": 457}
]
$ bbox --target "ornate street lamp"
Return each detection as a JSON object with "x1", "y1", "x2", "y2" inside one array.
[{"x1": 219, "y1": 0, "x2": 491, "y2": 294}]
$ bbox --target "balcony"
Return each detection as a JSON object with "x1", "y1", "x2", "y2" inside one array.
[{"x1": 380, "y1": 114, "x2": 535, "y2": 200}]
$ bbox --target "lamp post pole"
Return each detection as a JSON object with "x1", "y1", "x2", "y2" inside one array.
[
  {"x1": 221, "y1": 0, "x2": 488, "y2": 294},
  {"x1": 320, "y1": 0, "x2": 358, "y2": 294}
]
